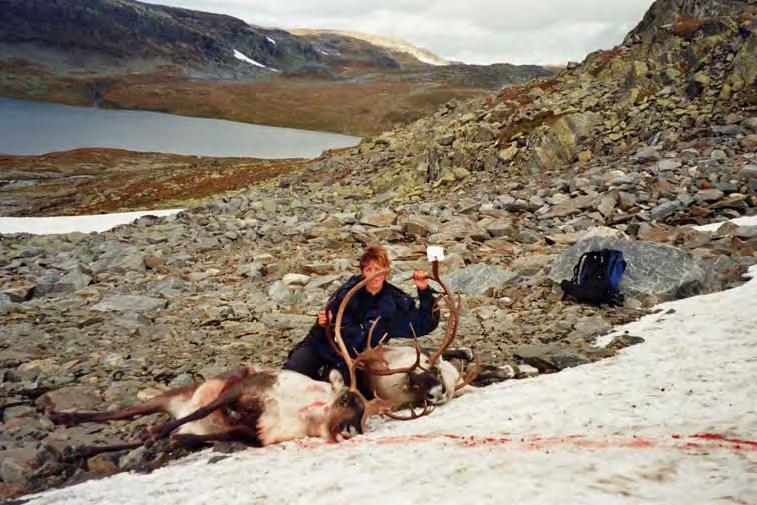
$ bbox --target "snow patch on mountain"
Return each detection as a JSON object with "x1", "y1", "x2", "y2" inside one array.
[{"x1": 233, "y1": 49, "x2": 279, "y2": 71}]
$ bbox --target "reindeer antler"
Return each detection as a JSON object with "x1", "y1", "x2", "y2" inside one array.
[
  {"x1": 426, "y1": 260, "x2": 461, "y2": 368},
  {"x1": 333, "y1": 268, "x2": 438, "y2": 423},
  {"x1": 356, "y1": 321, "x2": 424, "y2": 376},
  {"x1": 332, "y1": 268, "x2": 391, "y2": 394}
]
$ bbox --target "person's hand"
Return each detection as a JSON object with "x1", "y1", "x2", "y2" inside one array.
[
  {"x1": 412, "y1": 271, "x2": 430, "y2": 290},
  {"x1": 318, "y1": 310, "x2": 332, "y2": 327}
]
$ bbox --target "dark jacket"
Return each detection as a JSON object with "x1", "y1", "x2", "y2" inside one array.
[{"x1": 306, "y1": 274, "x2": 440, "y2": 367}]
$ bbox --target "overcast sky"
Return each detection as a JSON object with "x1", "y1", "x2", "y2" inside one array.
[{"x1": 142, "y1": 0, "x2": 655, "y2": 65}]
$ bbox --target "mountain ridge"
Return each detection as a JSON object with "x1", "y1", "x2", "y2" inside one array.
[{"x1": 0, "y1": 0, "x2": 551, "y2": 136}]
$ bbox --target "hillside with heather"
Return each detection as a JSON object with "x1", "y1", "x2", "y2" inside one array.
[{"x1": 0, "y1": 0, "x2": 755, "y2": 501}]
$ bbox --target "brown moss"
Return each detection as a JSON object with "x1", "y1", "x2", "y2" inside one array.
[
  {"x1": 498, "y1": 110, "x2": 563, "y2": 143},
  {"x1": 0, "y1": 149, "x2": 305, "y2": 215},
  {"x1": 588, "y1": 48, "x2": 624, "y2": 77},
  {"x1": 671, "y1": 16, "x2": 704, "y2": 40},
  {"x1": 496, "y1": 77, "x2": 558, "y2": 108},
  {"x1": 737, "y1": 11, "x2": 753, "y2": 24}
]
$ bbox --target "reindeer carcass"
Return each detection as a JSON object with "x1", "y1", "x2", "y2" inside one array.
[{"x1": 46, "y1": 362, "x2": 394, "y2": 456}]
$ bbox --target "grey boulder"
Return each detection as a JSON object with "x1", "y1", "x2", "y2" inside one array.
[{"x1": 548, "y1": 236, "x2": 711, "y2": 303}]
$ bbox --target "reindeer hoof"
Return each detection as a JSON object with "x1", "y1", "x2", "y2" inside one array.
[
  {"x1": 442, "y1": 347, "x2": 474, "y2": 362},
  {"x1": 62, "y1": 445, "x2": 89, "y2": 461},
  {"x1": 137, "y1": 428, "x2": 153, "y2": 444},
  {"x1": 169, "y1": 434, "x2": 203, "y2": 450},
  {"x1": 49, "y1": 411, "x2": 78, "y2": 426}
]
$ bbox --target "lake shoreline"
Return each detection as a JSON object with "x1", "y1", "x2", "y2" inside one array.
[{"x1": 0, "y1": 97, "x2": 361, "y2": 158}]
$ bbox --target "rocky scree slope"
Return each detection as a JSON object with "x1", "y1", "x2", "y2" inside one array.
[{"x1": 0, "y1": 0, "x2": 756, "y2": 499}]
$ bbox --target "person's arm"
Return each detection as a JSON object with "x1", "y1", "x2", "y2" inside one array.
[
  {"x1": 324, "y1": 284, "x2": 366, "y2": 354},
  {"x1": 409, "y1": 286, "x2": 440, "y2": 336}
]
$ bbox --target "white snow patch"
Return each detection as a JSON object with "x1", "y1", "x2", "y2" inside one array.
[
  {"x1": 414, "y1": 53, "x2": 448, "y2": 66},
  {"x1": 233, "y1": 49, "x2": 279, "y2": 72},
  {"x1": 693, "y1": 214, "x2": 757, "y2": 231},
  {"x1": 265, "y1": 36, "x2": 276, "y2": 45},
  {"x1": 23, "y1": 271, "x2": 757, "y2": 504},
  {"x1": 0, "y1": 209, "x2": 183, "y2": 235}
]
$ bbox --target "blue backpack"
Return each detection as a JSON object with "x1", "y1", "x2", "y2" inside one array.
[{"x1": 560, "y1": 249, "x2": 626, "y2": 307}]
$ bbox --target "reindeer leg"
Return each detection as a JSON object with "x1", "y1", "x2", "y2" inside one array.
[
  {"x1": 440, "y1": 347, "x2": 474, "y2": 362},
  {"x1": 48, "y1": 384, "x2": 198, "y2": 426},
  {"x1": 169, "y1": 425, "x2": 262, "y2": 449},
  {"x1": 150, "y1": 369, "x2": 251, "y2": 441},
  {"x1": 62, "y1": 441, "x2": 145, "y2": 461}
]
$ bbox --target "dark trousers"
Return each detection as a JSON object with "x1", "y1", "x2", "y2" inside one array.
[
  {"x1": 281, "y1": 332, "x2": 349, "y2": 382},
  {"x1": 283, "y1": 336, "x2": 332, "y2": 381}
]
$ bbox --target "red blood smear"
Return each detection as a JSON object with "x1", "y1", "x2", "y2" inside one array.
[{"x1": 691, "y1": 433, "x2": 757, "y2": 447}]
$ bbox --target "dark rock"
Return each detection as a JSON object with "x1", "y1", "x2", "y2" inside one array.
[
  {"x1": 606, "y1": 334, "x2": 645, "y2": 351},
  {"x1": 514, "y1": 344, "x2": 590, "y2": 372},
  {"x1": 650, "y1": 200, "x2": 682, "y2": 221}
]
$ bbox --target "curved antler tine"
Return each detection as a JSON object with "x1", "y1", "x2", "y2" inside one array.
[
  {"x1": 334, "y1": 268, "x2": 390, "y2": 392},
  {"x1": 365, "y1": 316, "x2": 382, "y2": 349},
  {"x1": 324, "y1": 325, "x2": 341, "y2": 356},
  {"x1": 383, "y1": 401, "x2": 435, "y2": 421},
  {"x1": 455, "y1": 352, "x2": 480, "y2": 391},
  {"x1": 364, "y1": 331, "x2": 422, "y2": 376},
  {"x1": 427, "y1": 260, "x2": 460, "y2": 367},
  {"x1": 408, "y1": 322, "x2": 428, "y2": 372}
]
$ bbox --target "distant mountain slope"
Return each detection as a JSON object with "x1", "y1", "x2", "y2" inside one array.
[
  {"x1": 291, "y1": 28, "x2": 451, "y2": 66},
  {"x1": 0, "y1": 0, "x2": 552, "y2": 135},
  {"x1": 0, "y1": 0, "x2": 315, "y2": 72}
]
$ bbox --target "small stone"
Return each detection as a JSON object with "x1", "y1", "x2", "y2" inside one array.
[
  {"x1": 438, "y1": 133, "x2": 455, "y2": 146},
  {"x1": 710, "y1": 149, "x2": 727, "y2": 161},
  {"x1": 453, "y1": 167, "x2": 471, "y2": 180},
  {"x1": 498, "y1": 144, "x2": 518, "y2": 162},
  {"x1": 740, "y1": 134, "x2": 757, "y2": 150},
  {"x1": 695, "y1": 189, "x2": 724, "y2": 202},
  {"x1": 738, "y1": 164, "x2": 757, "y2": 180},
  {"x1": 87, "y1": 453, "x2": 119, "y2": 476},
  {"x1": 282, "y1": 273, "x2": 310, "y2": 287},
  {"x1": 1, "y1": 458, "x2": 28, "y2": 484},
  {"x1": 144, "y1": 256, "x2": 164, "y2": 269},
  {"x1": 91, "y1": 295, "x2": 167, "y2": 312},
  {"x1": 650, "y1": 201, "x2": 682, "y2": 221},
  {"x1": 570, "y1": 315, "x2": 612, "y2": 340}
]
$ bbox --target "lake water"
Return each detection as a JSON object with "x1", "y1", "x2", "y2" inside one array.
[{"x1": 0, "y1": 97, "x2": 361, "y2": 158}]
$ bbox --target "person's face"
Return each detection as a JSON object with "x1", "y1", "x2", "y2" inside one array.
[{"x1": 361, "y1": 260, "x2": 387, "y2": 293}]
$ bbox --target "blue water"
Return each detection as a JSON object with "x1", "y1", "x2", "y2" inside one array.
[{"x1": 0, "y1": 97, "x2": 360, "y2": 158}]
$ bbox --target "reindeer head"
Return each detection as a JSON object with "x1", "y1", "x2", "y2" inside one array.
[
  {"x1": 324, "y1": 369, "x2": 371, "y2": 440},
  {"x1": 329, "y1": 269, "x2": 408, "y2": 432},
  {"x1": 406, "y1": 363, "x2": 448, "y2": 405}
]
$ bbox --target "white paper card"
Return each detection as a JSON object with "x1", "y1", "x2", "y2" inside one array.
[{"x1": 426, "y1": 245, "x2": 445, "y2": 262}]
